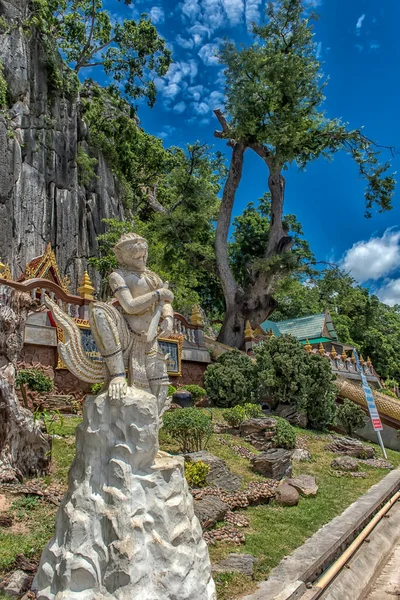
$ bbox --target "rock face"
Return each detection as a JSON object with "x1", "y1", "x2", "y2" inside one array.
[
  {"x1": 250, "y1": 449, "x2": 292, "y2": 480},
  {"x1": 331, "y1": 456, "x2": 359, "y2": 472},
  {"x1": 325, "y1": 436, "x2": 375, "y2": 459},
  {"x1": 0, "y1": 0, "x2": 125, "y2": 289},
  {"x1": 185, "y1": 451, "x2": 242, "y2": 491},
  {"x1": 33, "y1": 389, "x2": 216, "y2": 600}
]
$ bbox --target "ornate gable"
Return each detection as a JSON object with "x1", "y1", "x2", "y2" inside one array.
[{"x1": 18, "y1": 243, "x2": 70, "y2": 292}]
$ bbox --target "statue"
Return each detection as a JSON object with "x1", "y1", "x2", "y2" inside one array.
[{"x1": 33, "y1": 233, "x2": 216, "y2": 600}]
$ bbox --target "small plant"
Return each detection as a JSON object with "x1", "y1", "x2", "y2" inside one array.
[
  {"x1": 15, "y1": 368, "x2": 53, "y2": 408},
  {"x1": 11, "y1": 495, "x2": 40, "y2": 519},
  {"x1": 274, "y1": 417, "x2": 296, "y2": 450},
  {"x1": 243, "y1": 403, "x2": 264, "y2": 419},
  {"x1": 337, "y1": 399, "x2": 367, "y2": 436},
  {"x1": 33, "y1": 407, "x2": 64, "y2": 435},
  {"x1": 90, "y1": 382, "x2": 103, "y2": 395},
  {"x1": 222, "y1": 405, "x2": 247, "y2": 428},
  {"x1": 162, "y1": 408, "x2": 213, "y2": 453},
  {"x1": 168, "y1": 384, "x2": 177, "y2": 397},
  {"x1": 184, "y1": 385, "x2": 206, "y2": 402},
  {"x1": 0, "y1": 59, "x2": 7, "y2": 108},
  {"x1": 184, "y1": 460, "x2": 210, "y2": 487}
]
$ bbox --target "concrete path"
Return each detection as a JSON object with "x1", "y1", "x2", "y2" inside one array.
[{"x1": 364, "y1": 540, "x2": 400, "y2": 599}]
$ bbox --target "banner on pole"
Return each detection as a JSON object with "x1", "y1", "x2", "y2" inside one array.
[{"x1": 352, "y1": 349, "x2": 383, "y2": 431}]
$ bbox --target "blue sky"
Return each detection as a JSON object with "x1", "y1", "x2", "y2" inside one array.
[{"x1": 102, "y1": 0, "x2": 400, "y2": 304}]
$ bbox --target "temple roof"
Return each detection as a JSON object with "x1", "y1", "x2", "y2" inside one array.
[
  {"x1": 18, "y1": 243, "x2": 70, "y2": 292},
  {"x1": 261, "y1": 311, "x2": 339, "y2": 342}
]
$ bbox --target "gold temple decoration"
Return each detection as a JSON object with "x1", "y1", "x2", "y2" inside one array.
[
  {"x1": 268, "y1": 327, "x2": 275, "y2": 338},
  {"x1": 304, "y1": 339, "x2": 312, "y2": 353},
  {"x1": 190, "y1": 304, "x2": 203, "y2": 326},
  {"x1": 360, "y1": 355, "x2": 365, "y2": 365},
  {"x1": 351, "y1": 352, "x2": 356, "y2": 364},
  {"x1": 341, "y1": 349, "x2": 348, "y2": 361},
  {"x1": 0, "y1": 259, "x2": 12, "y2": 280},
  {"x1": 331, "y1": 346, "x2": 337, "y2": 359},
  {"x1": 244, "y1": 320, "x2": 254, "y2": 339},
  {"x1": 77, "y1": 271, "x2": 95, "y2": 300},
  {"x1": 367, "y1": 356, "x2": 372, "y2": 367},
  {"x1": 20, "y1": 243, "x2": 70, "y2": 292},
  {"x1": 318, "y1": 342, "x2": 325, "y2": 356}
]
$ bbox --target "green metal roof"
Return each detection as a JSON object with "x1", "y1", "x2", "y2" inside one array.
[
  {"x1": 299, "y1": 337, "x2": 331, "y2": 345},
  {"x1": 261, "y1": 312, "x2": 339, "y2": 342}
]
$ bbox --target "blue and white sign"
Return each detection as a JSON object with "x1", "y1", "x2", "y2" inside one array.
[{"x1": 353, "y1": 349, "x2": 383, "y2": 431}]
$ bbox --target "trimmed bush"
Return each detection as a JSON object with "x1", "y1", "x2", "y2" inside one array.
[
  {"x1": 222, "y1": 405, "x2": 247, "y2": 428},
  {"x1": 243, "y1": 403, "x2": 264, "y2": 419},
  {"x1": 184, "y1": 460, "x2": 210, "y2": 487},
  {"x1": 338, "y1": 399, "x2": 367, "y2": 436},
  {"x1": 168, "y1": 384, "x2": 177, "y2": 397},
  {"x1": 204, "y1": 349, "x2": 257, "y2": 408},
  {"x1": 162, "y1": 408, "x2": 213, "y2": 453},
  {"x1": 184, "y1": 384, "x2": 206, "y2": 402},
  {"x1": 274, "y1": 417, "x2": 296, "y2": 449}
]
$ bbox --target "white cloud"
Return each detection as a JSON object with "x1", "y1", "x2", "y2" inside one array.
[
  {"x1": 176, "y1": 34, "x2": 194, "y2": 49},
  {"x1": 149, "y1": 6, "x2": 165, "y2": 24},
  {"x1": 189, "y1": 24, "x2": 212, "y2": 45},
  {"x1": 316, "y1": 41, "x2": 322, "y2": 59},
  {"x1": 207, "y1": 89, "x2": 224, "y2": 109},
  {"x1": 173, "y1": 101, "x2": 187, "y2": 113},
  {"x1": 181, "y1": 0, "x2": 201, "y2": 21},
  {"x1": 163, "y1": 83, "x2": 181, "y2": 99},
  {"x1": 370, "y1": 41, "x2": 380, "y2": 50},
  {"x1": 356, "y1": 13, "x2": 365, "y2": 30},
  {"x1": 158, "y1": 125, "x2": 177, "y2": 139},
  {"x1": 377, "y1": 279, "x2": 400, "y2": 306},
  {"x1": 221, "y1": 0, "x2": 244, "y2": 26},
  {"x1": 192, "y1": 101, "x2": 210, "y2": 115},
  {"x1": 188, "y1": 84, "x2": 206, "y2": 101},
  {"x1": 198, "y1": 42, "x2": 220, "y2": 66},
  {"x1": 341, "y1": 230, "x2": 400, "y2": 283},
  {"x1": 245, "y1": 0, "x2": 262, "y2": 27}
]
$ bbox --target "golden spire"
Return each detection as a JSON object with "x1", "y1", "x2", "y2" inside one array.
[
  {"x1": 331, "y1": 346, "x2": 337, "y2": 359},
  {"x1": 0, "y1": 258, "x2": 5, "y2": 272},
  {"x1": 190, "y1": 304, "x2": 203, "y2": 326},
  {"x1": 244, "y1": 320, "x2": 254, "y2": 339},
  {"x1": 305, "y1": 339, "x2": 312, "y2": 353},
  {"x1": 77, "y1": 271, "x2": 95, "y2": 300},
  {"x1": 367, "y1": 356, "x2": 372, "y2": 367},
  {"x1": 269, "y1": 327, "x2": 275, "y2": 338},
  {"x1": 360, "y1": 355, "x2": 365, "y2": 365},
  {"x1": 341, "y1": 349, "x2": 347, "y2": 361},
  {"x1": 351, "y1": 352, "x2": 356, "y2": 364},
  {"x1": 0, "y1": 260, "x2": 12, "y2": 280},
  {"x1": 318, "y1": 342, "x2": 325, "y2": 355}
]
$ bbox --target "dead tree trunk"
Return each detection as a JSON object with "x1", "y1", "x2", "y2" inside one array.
[{"x1": 0, "y1": 285, "x2": 51, "y2": 483}]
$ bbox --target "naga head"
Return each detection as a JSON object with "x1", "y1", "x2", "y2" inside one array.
[{"x1": 113, "y1": 233, "x2": 148, "y2": 271}]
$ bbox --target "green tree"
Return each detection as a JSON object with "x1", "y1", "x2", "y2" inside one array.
[
  {"x1": 28, "y1": 0, "x2": 171, "y2": 105},
  {"x1": 204, "y1": 349, "x2": 257, "y2": 408},
  {"x1": 213, "y1": 0, "x2": 395, "y2": 347},
  {"x1": 16, "y1": 368, "x2": 54, "y2": 409},
  {"x1": 254, "y1": 335, "x2": 337, "y2": 429},
  {"x1": 337, "y1": 399, "x2": 367, "y2": 436}
]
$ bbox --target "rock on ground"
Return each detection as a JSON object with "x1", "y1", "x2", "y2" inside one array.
[
  {"x1": 286, "y1": 475, "x2": 318, "y2": 497},
  {"x1": 274, "y1": 404, "x2": 308, "y2": 428},
  {"x1": 276, "y1": 483, "x2": 299, "y2": 506},
  {"x1": 185, "y1": 451, "x2": 242, "y2": 491},
  {"x1": 240, "y1": 418, "x2": 277, "y2": 436},
  {"x1": 359, "y1": 458, "x2": 394, "y2": 469},
  {"x1": 325, "y1": 436, "x2": 374, "y2": 458},
  {"x1": 331, "y1": 456, "x2": 359, "y2": 472},
  {"x1": 193, "y1": 496, "x2": 230, "y2": 528},
  {"x1": 291, "y1": 449, "x2": 311, "y2": 462},
  {"x1": 250, "y1": 448, "x2": 292, "y2": 480},
  {"x1": 2, "y1": 570, "x2": 31, "y2": 597},
  {"x1": 212, "y1": 554, "x2": 258, "y2": 577}
]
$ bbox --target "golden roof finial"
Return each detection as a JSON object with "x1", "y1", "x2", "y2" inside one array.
[
  {"x1": 77, "y1": 271, "x2": 95, "y2": 300},
  {"x1": 351, "y1": 352, "x2": 356, "y2": 364},
  {"x1": 269, "y1": 327, "x2": 275, "y2": 338},
  {"x1": 331, "y1": 346, "x2": 337, "y2": 359},
  {"x1": 190, "y1": 304, "x2": 203, "y2": 326},
  {"x1": 0, "y1": 258, "x2": 5, "y2": 272},
  {"x1": 318, "y1": 342, "x2": 325, "y2": 356},
  {"x1": 367, "y1": 356, "x2": 372, "y2": 367},
  {"x1": 305, "y1": 339, "x2": 312, "y2": 353},
  {"x1": 0, "y1": 261, "x2": 12, "y2": 280},
  {"x1": 341, "y1": 349, "x2": 347, "y2": 361},
  {"x1": 360, "y1": 355, "x2": 365, "y2": 365},
  {"x1": 244, "y1": 320, "x2": 254, "y2": 339}
]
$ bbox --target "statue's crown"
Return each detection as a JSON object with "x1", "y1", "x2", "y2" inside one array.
[{"x1": 113, "y1": 233, "x2": 148, "y2": 264}]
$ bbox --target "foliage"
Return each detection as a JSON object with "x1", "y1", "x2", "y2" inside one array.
[
  {"x1": 11, "y1": 495, "x2": 40, "y2": 517},
  {"x1": 222, "y1": 405, "x2": 247, "y2": 428},
  {"x1": 274, "y1": 417, "x2": 296, "y2": 449},
  {"x1": 27, "y1": 0, "x2": 171, "y2": 106},
  {"x1": 90, "y1": 382, "x2": 103, "y2": 395},
  {"x1": 168, "y1": 384, "x2": 177, "y2": 397},
  {"x1": 16, "y1": 368, "x2": 53, "y2": 393},
  {"x1": 0, "y1": 60, "x2": 7, "y2": 108},
  {"x1": 184, "y1": 460, "x2": 210, "y2": 487},
  {"x1": 337, "y1": 399, "x2": 367, "y2": 436},
  {"x1": 204, "y1": 349, "x2": 257, "y2": 408},
  {"x1": 76, "y1": 146, "x2": 98, "y2": 186},
  {"x1": 380, "y1": 388, "x2": 398, "y2": 398},
  {"x1": 254, "y1": 335, "x2": 337, "y2": 429},
  {"x1": 242, "y1": 403, "x2": 264, "y2": 419},
  {"x1": 33, "y1": 407, "x2": 64, "y2": 436},
  {"x1": 184, "y1": 385, "x2": 206, "y2": 402},
  {"x1": 162, "y1": 408, "x2": 213, "y2": 453}
]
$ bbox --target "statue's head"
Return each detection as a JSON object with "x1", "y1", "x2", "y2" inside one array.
[{"x1": 113, "y1": 233, "x2": 148, "y2": 270}]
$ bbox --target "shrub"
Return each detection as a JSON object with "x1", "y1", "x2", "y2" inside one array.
[
  {"x1": 274, "y1": 417, "x2": 296, "y2": 449},
  {"x1": 204, "y1": 349, "x2": 257, "y2": 408},
  {"x1": 222, "y1": 405, "x2": 247, "y2": 428},
  {"x1": 338, "y1": 399, "x2": 367, "y2": 436},
  {"x1": 380, "y1": 388, "x2": 398, "y2": 398},
  {"x1": 0, "y1": 60, "x2": 7, "y2": 108},
  {"x1": 243, "y1": 403, "x2": 264, "y2": 419},
  {"x1": 91, "y1": 382, "x2": 103, "y2": 395},
  {"x1": 16, "y1": 368, "x2": 53, "y2": 408},
  {"x1": 168, "y1": 384, "x2": 177, "y2": 397},
  {"x1": 184, "y1": 384, "x2": 206, "y2": 402},
  {"x1": 255, "y1": 336, "x2": 337, "y2": 430},
  {"x1": 162, "y1": 408, "x2": 213, "y2": 453},
  {"x1": 184, "y1": 460, "x2": 210, "y2": 487}
]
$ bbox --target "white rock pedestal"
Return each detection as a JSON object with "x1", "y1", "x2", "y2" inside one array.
[{"x1": 33, "y1": 389, "x2": 216, "y2": 600}]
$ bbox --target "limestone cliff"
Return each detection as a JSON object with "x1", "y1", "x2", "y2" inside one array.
[{"x1": 0, "y1": 0, "x2": 125, "y2": 291}]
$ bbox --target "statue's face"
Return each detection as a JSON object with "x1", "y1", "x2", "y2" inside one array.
[{"x1": 119, "y1": 244, "x2": 148, "y2": 271}]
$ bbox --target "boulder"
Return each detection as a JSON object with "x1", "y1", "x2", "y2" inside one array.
[
  {"x1": 292, "y1": 449, "x2": 311, "y2": 462},
  {"x1": 286, "y1": 475, "x2": 318, "y2": 497},
  {"x1": 274, "y1": 404, "x2": 308, "y2": 428},
  {"x1": 240, "y1": 418, "x2": 277, "y2": 436},
  {"x1": 276, "y1": 483, "x2": 299, "y2": 506},
  {"x1": 3, "y1": 570, "x2": 31, "y2": 597},
  {"x1": 250, "y1": 448, "x2": 292, "y2": 480},
  {"x1": 331, "y1": 456, "x2": 359, "y2": 471},
  {"x1": 359, "y1": 458, "x2": 394, "y2": 470},
  {"x1": 212, "y1": 554, "x2": 258, "y2": 577},
  {"x1": 184, "y1": 451, "x2": 242, "y2": 491},
  {"x1": 193, "y1": 496, "x2": 230, "y2": 529},
  {"x1": 325, "y1": 436, "x2": 374, "y2": 459}
]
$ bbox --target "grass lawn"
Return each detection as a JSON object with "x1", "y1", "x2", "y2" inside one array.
[{"x1": 1, "y1": 410, "x2": 399, "y2": 600}]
